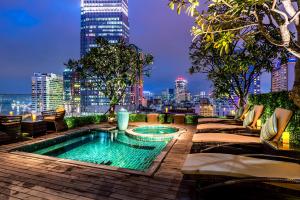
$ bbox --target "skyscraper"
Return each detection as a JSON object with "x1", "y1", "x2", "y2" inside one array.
[
  {"x1": 63, "y1": 69, "x2": 81, "y2": 115},
  {"x1": 249, "y1": 75, "x2": 261, "y2": 95},
  {"x1": 79, "y1": 0, "x2": 130, "y2": 113},
  {"x1": 175, "y1": 77, "x2": 190, "y2": 104},
  {"x1": 32, "y1": 73, "x2": 64, "y2": 112},
  {"x1": 80, "y1": 0, "x2": 129, "y2": 56},
  {"x1": 272, "y1": 61, "x2": 288, "y2": 92}
]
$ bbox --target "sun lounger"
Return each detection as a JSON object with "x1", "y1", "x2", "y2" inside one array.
[
  {"x1": 182, "y1": 153, "x2": 300, "y2": 179},
  {"x1": 196, "y1": 105, "x2": 264, "y2": 133},
  {"x1": 192, "y1": 108, "x2": 293, "y2": 155},
  {"x1": 147, "y1": 113, "x2": 159, "y2": 123},
  {"x1": 198, "y1": 104, "x2": 250, "y2": 125}
]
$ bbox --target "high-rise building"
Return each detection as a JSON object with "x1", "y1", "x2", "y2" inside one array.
[
  {"x1": 80, "y1": 0, "x2": 129, "y2": 56},
  {"x1": 249, "y1": 75, "x2": 261, "y2": 95},
  {"x1": 63, "y1": 69, "x2": 81, "y2": 115},
  {"x1": 175, "y1": 77, "x2": 190, "y2": 103},
  {"x1": 78, "y1": 0, "x2": 132, "y2": 113},
  {"x1": 272, "y1": 61, "x2": 288, "y2": 92},
  {"x1": 32, "y1": 73, "x2": 64, "y2": 112}
]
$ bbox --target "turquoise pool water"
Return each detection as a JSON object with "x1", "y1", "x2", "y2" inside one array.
[
  {"x1": 15, "y1": 130, "x2": 171, "y2": 171},
  {"x1": 133, "y1": 126, "x2": 178, "y2": 134}
]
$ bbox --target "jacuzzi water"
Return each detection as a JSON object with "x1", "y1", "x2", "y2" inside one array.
[
  {"x1": 14, "y1": 130, "x2": 172, "y2": 171},
  {"x1": 133, "y1": 126, "x2": 178, "y2": 135}
]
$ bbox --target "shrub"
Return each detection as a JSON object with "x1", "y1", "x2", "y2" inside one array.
[
  {"x1": 185, "y1": 115, "x2": 199, "y2": 125},
  {"x1": 129, "y1": 114, "x2": 147, "y2": 122},
  {"x1": 248, "y1": 91, "x2": 300, "y2": 144},
  {"x1": 159, "y1": 114, "x2": 166, "y2": 124},
  {"x1": 93, "y1": 115, "x2": 108, "y2": 124},
  {"x1": 64, "y1": 115, "x2": 108, "y2": 129},
  {"x1": 167, "y1": 114, "x2": 174, "y2": 123}
]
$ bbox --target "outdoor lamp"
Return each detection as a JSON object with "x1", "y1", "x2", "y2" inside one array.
[
  {"x1": 165, "y1": 107, "x2": 169, "y2": 113},
  {"x1": 9, "y1": 111, "x2": 13, "y2": 116},
  {"x1": 256, "y1": 119, "x2": 262, "y2": 129},
  {"x1": 32, "y1": 113, "x2": 37, "y2": 122},
  {"x1": 282, "y1": 131, "x2": 290, "y2": 144}
]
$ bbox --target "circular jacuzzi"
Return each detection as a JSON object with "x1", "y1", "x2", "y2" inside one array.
[{"x1": 126, "y1": 126, "x2": 184, "y2": 141}]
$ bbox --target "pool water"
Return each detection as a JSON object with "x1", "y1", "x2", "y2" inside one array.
[
  {"x1": 133, "y1": 126, "x2": 178, "y2": 135},
  {"x1": 15, "y1": 130, "x2": 171, "y2": 171}
]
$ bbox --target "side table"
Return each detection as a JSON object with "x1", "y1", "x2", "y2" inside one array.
[{"x1": 21, "y1": 120, "x2": 47, "y2": 138}]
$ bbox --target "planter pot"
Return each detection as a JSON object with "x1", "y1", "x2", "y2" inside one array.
[{"x1": 117, "y1": 108, "x2": 129, "y2": 131}]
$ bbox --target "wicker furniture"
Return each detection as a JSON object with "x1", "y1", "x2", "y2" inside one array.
[
  {"x1": 0, "y1": 115, "x2": 22, "y2": 142},
  {"x1": 21, "y1": 120, "x2": 47, "y2": 137},
  {"x1": 42, "y1": 110, "x2": 67, "y2": 132}
]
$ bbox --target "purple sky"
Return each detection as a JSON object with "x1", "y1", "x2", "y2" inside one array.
[{"x1": 0, "y1": 0, "x2": 271, "y2": 94}]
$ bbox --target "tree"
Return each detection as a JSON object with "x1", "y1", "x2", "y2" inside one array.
[
  {"x1": 169, "y1": 0, "x2": 300, "y2": 107},
  {"x1": 190, "y1": 33, "x2": 288, "y2": 108},
  {"x1": 65, "y1": 38, "x2": 154, "y2": 115}
]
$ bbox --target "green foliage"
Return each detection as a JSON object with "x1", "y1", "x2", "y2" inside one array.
[
  {"x1": 185, "y1": 115, "x2": 199, "y2": 125},
  {"x1": 189, "y1": 32, "x2": 288, "y2": 107},
  {"x1": 159, "y1": 114, "x2": 166, "y2": 124},
  {"x1": 66, "y1": 38, "x2": 154, "y2": 114},
  {"x1": 129, "y1": 114, "x2": 147, "y2": 122},
  {"x1": 167, "y1": 114, "x2": 174, "y2": 123},
  {"x1": 248, "y1": 92, "x2": 300, "y2": 145},
  {"x1": 64, "y1": 115, "x2": 108, "y2": 129}
]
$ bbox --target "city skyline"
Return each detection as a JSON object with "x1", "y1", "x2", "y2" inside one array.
[{"x1": 0, "y1": 0, "x2": 285, "y2": 95}]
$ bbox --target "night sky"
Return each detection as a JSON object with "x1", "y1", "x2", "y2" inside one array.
[{"x1": 0, "y1": 0, "x2": 271, "y2": 95}]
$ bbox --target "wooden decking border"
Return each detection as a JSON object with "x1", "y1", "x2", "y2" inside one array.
[{"x1": 0, "y1": 122, "x2": 195, "y2": 200}]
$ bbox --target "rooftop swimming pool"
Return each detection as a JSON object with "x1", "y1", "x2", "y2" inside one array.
[{"x1": 14, "y1": 129, "x2": 176, "y2": 171}]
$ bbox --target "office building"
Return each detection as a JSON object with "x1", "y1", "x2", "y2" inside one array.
[
  {"x1": 80, "y1": 0, "x2": 129, "y2": 56},
  {"x1": 175, "y1": 77, "x2": 191, "y2": 104},
  {"x1": 79, "y1": 0, "x2": 136, "y2": 113},
  {"x1": 272, "y1": 61, "x2": 288, "y2": 92},
  {"x1": 32, "y1": 73, "x2": 64, "y2": 112},
  {"x1": 249, "y1": 75, "x2": 261, "y2": 94},
  {"x1": 63, "y1": 69, "x2": 81, "y2": 115}
]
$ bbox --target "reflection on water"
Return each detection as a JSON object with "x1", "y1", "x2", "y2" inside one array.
[{"x1": 0, "y1": 94, "x2": 31, "y2": 115}]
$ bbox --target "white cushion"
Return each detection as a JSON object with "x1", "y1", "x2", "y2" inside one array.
[
  {"x1": 260, "y1": 113, "x2": 278, "y2": 141},
  {"x1": 182, "y1": 153, "x2": 300, "y2": 179},
  {"x1": 243, "y1": 109, "x2": 254, "y2": 127}
]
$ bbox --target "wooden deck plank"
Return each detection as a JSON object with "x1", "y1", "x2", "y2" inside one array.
[{"x1": 0, "y1": 123, "x2": 195, "y2": 200}]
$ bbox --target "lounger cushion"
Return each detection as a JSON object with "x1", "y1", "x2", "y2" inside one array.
[
  {"x1": 260, "y1": 113, "x2": 278, "y2": 141},
  {"x1": 243, "y1": 109, "x2": 254, "y2": 127},
  {"x1": 193, "y1": 133, "x2": 260, "y2": 144},
  {"x1": 196, "y1": 123, "x2": 244, "y2": 133},
  {"x1": 182, "y1": 153, "x2": 300, "y2": 179}
]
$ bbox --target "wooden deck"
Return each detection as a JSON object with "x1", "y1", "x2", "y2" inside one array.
[{"x1": 0, "y1": 123, "x2": 194, "y2": 200}]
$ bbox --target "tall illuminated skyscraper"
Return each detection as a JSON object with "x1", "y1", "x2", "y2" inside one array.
[
  {"x1": 80, "y1": 0, "x2": 129, "y2": 57},
  {"x1": 79, "y1": 0, "x2": 130, "y2": 113},
  {"x1": 175, "y1": 77, "x2": 191, "y2": 104}
]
